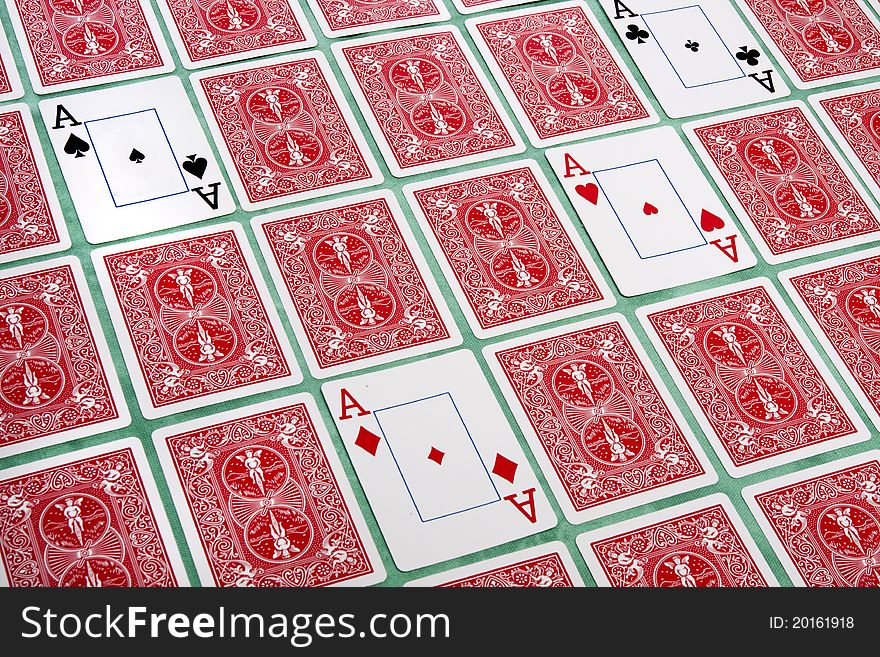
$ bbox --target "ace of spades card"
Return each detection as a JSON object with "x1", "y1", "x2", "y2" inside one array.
[
  {"x1": 39, "y1": 77, "x2": 234, "y2": 244},
  {"x1": 600, "y1": 0, "x2": 790, "y2": 118},
  {"x1": 322, "y1": 351, "x2": 557, "y2": 571},
  {"x1": 547, "y1": 126, "x2": 757, "y2": 297}
]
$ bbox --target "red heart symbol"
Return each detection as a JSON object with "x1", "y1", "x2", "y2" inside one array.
[
  {"x1": 643, "y1": 202, "x2": 658, "y2": 215},
  {"x1": 700, "y1": 209, "x2": 725, "y2": 231},
  {"x1": 575, "y1": 183, "x2": 599, "y2": 205}
]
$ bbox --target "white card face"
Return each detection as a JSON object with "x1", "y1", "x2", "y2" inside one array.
[
  {"x1": 321, "y1": 350, "x2": 557, "y2": 572},
  {"x1": 599, "y1": 0, "x2": 790, "y2": 117},
  {"x1": 0, "y1": 26, "x2": 24, "y2": 102},
  {"x1": 404, "y1": 541, "x2": 585, "y2": 586},
  {"x1": 38, "y1": 77, "x2": 235, "y2": 244},
  {"x1": 546, "y1": 126, "x2": 757, "y2": 297}
]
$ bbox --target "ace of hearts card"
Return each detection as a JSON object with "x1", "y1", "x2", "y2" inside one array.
[
  {"x1": 546, "y1": 126, "x2": 757, "y2": 297},
  {"x1": 780, "y1": 246, "x2": 880, "y2": 431},
  {"x1": 743, "y1": 451, "x2": 880, "y2": 587},
  {"x1": 599, "y1": 0, "x2": 790, "y2": 117},
  {"x1": 638, "y1": 278, "x2": 869, "y2": 477},
  {"x1": 0, "y1": 438, "x2": 188, "y2": 587},
  {"x1": 4, "y1": 0, "x2": 174, "y2": 94},
  {"x1": 332, "y1": 26, "x2": 525, "y2": 177},
  {"x1": 484, "y1": 314, "x2": 717, "y2": 524},
  {"x1": 405, "y1": 542, "x2": 584, "y2": 587},
  {"x1": 466, "y1": 1, "x2": 658, "y2": 147},
  {"x1": 252, "y1": 190, "x2": 461, "y2": 378},
  {"x1": 577, "y1": 493, "x2": 778, "y2": 587},
  {"x1": 684, "y1": 101, "x2": 880, "y2": 264},
  {"x1": 155, "y1": 0, "x2": 317, "y2": 69},
  {"x1": 404, "y1": 159, "x2": 615, "y2": 338},
  {"x1": 0, "y1": 256, "x2": 129, "y2": 457},
  {"x1": 154, "y1": 393, "x2": 386, "y2": 587},
  {"x1": 738, "y1": 0, "x2": 880, "y2": 89},
  {"x1": 191, "y1": 52, "x2": 383, "y2": 211},
  {"x1": 322, "y1": 350, "x2": 557, "y2": 572},
  {"x1": 91, "y1": 223, "x2": 301, "y2": 419},
  {"x1": 39, "y1": 77, "x2": 235, "y2": 244}
]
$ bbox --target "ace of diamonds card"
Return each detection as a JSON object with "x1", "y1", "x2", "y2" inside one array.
[
  {"x1": 4, "y1": 0, "x2": 174, "y2": 94},
  {"x1": 685, "y1": 101, "x2": 880, "y2": 264},
  {"x1": 743, "y1": 451, "x2": 880, "y2": 587},
  {"x1": 0, "y1": 438, "x2": 187, "y2": 587},
  {"x1": 547, "y1": 126, "x2": 757, "y2": 297},
  {"x1": 39, "y1": 77, "x2": 235, "y2": 244},
  {"x1": 92, "y1": 223, "x2": 301, "y2": 419},
  {"x1": 322, "y1": 351, "x2": 557, "y2": 572},
  {"x1": 154, "y1": 394, "x2": 386, "y2": 587},
  {"x1": 638, "y1": 278, "x2": 869, "y2": 477},
  {"x1": 191, "y1": 52, "x2": 382, "y2": 211},
  {"x1": 333, "y1": 26, "x2": 525, "y2": 177},
  {"x1": 599, "y1": 0, "x2": 790, "y2": 117},
  {"x1": 466, "y1": 1, "x2": 658, "y2": 147}
]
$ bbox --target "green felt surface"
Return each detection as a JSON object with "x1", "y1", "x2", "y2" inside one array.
[{"x1": 1, "y1": 0, "x2": 878, "y2": 587}]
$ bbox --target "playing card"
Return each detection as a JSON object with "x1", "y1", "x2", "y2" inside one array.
[
  {"x1": 743, "y1": 451, "x2": 880, "y2": 587},
  {"x1": 332, "y1": 26, "x2": 525, "y2": 177},
  {"x1": 546, "y1": 126, "x2": 757, "y2": 297},
  {"x1": 0, "y1": 25, "x2": 24, "y2": 102},
  {"x1": 156, "y1": 0, "x2": 317, "y2": 69},
  {"x1": 252, "y1": 191, "x2": 461, "y2": 378},
  {"x1": 684, "y1": 101, "x2": 880, "y2": 264},
  {"x1": 306, "y1": 0, "x2": 450, "y2": 38},
  {"x1": 810, "y1": 83, "x2": 880, "y2": 202},
  {"x1": 153, "y1": 393, "x2": 386, "y2": 587},
  {"x1": 404, "y1": 160, "x2": 614, "y2": 338},
  {"x1": 450, "y1": 0, "x2": 537, "y2": 15},
  {"x1": 466, "y1": 1, "x2": 658, "y2": 147},
  {"x1": 780, "y1": 247, "x2": 880, "y2": 431},
  {"x1": 191, "y1": 52, "x2": 382, "y2": 211},
  {"x1": 4, "y1": 0, "x2": 174, "y2": 94},
  {"x1": 637, "y1": 278, "x2": 869, "y2": 478},
  {"x1": 321, "y1": 350, "x2": 557, "y2": 572},
  {"x1": 739, "y1": 0, "x2": 880, "y2": 89},
  {"x1": 405, "y1": 541, "x2": 584, "y2": 587},
  {"x1": 577, "y1": 493, "x2": 778, "y2": 587},
  {"x1": 0, "y1": 256, "x2": 129, "y2": 457},
  {"x1": 0, "y1": 438, "x2": 188, "y2": 587},
  {"x1": 484, "y1": 314, "x2": 717, "y2": 524},
  {"x1": 38, "y1": 77, "x2": 234, "y2": 244},
  {"x1": 600, "y1": 0, "x2": 790, "y2": 118},
  {"x1": 0, "y1": 104, "x2": 71, "y2": 265},
  {"x1": 91, "y1": 223, "x2": 301, "y2": 419}
]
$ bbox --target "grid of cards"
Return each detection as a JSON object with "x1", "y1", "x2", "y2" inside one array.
[{"x1": 1, "y1": 0, "x2": 879, "y2": 588}]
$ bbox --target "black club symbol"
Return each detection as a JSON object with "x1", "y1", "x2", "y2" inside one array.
[
  {"x1": 625, "y1": 24, "x2": 650, "y2": 44},
  {"x1": 736, "y1": 46, "x2": 761, "y2": 66},
  {"x1": 685, "y1": 40, "x2": 699, "y2": 52}
]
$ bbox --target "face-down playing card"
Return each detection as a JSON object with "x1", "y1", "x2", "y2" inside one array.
[
  {"x1": 322, "y1": 350, "x2": 557, "y2": 571},
  {"x1": 153, "y1": 393, "x2": 386, "y2": 587},
  {"x1": 547, "y1": 126, "x2": 757, "y2": 296},
  {"x1": 39, "y1": 77, "x2": 234, "y2": 244},
  {"x1": 599, "y1": 0, "x2": 789, "y2": 117}
]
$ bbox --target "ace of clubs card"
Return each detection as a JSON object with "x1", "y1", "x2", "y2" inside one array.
[
  {"x1": 547, "y1": 126, "x2": 757, "y2": 297},
  {"x1": 600, "y1": 0, "x2": 790, "y2": 117},
  {"x1": 39, "y1": 77, "x2": 235, "y2": 244},
  {"x1": 322, "y1": 351, "x2": 557, "y2": 571}
]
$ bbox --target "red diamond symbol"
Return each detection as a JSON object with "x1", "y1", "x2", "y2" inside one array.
[
  {"x1": 492, "y1": 453, "x2": 518, "y2": 483},
  {"x1": 427, "y1": 447, "x2": 445, "y2": 465},
  {"x1": 354, "y1": 427, "x2": 381, "y2": 456}
]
